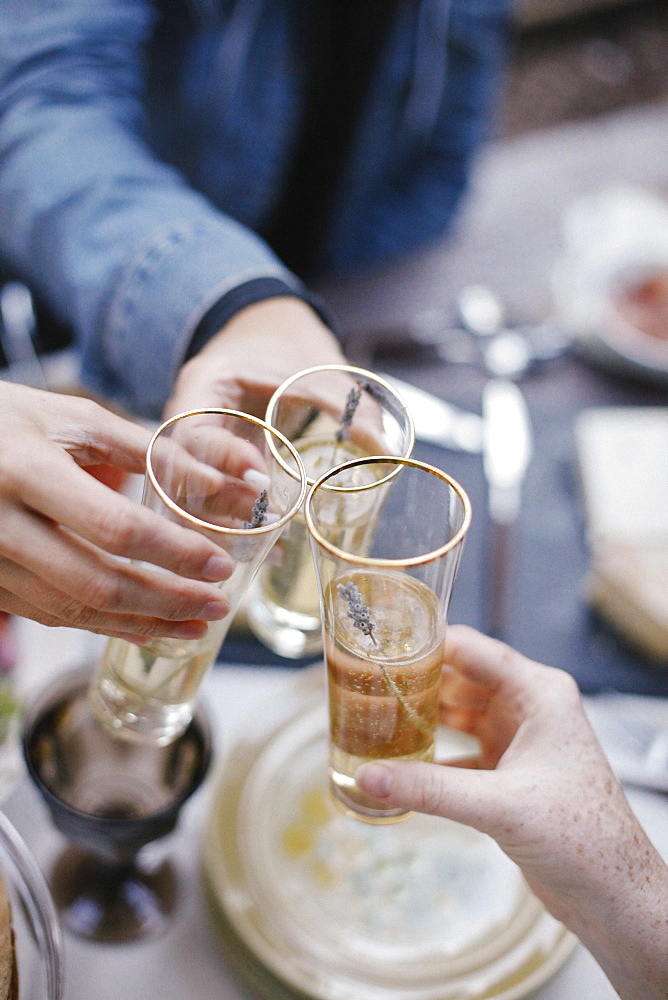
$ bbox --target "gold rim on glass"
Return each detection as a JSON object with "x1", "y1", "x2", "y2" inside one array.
[
  {"x1": 146, "y1": 408, "x2": 308, "y2": 535},
  {"x1": 304, "y1": 455, "x2": 472, "y2": 568},
  {"x1": 264, "y1": 364, "x2": 416, "y2": 488}
]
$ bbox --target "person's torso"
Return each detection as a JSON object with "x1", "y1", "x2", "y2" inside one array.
[{"x1": 144, "y1": 0, "x2": 508, "y2": 278}]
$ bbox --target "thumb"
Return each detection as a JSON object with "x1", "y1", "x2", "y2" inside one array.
[{"x1": 355, "y1": 760, "x2": 503, "y2": 835}]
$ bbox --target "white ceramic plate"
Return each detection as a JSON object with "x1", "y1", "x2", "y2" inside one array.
[{"x1": 202, "y1": 669, "x2": 576, "y2": 1000}]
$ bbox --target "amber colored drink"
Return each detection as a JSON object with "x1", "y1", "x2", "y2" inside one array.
[{"x1": 324, "y1": 569, "x2": 444, "y2": 823}]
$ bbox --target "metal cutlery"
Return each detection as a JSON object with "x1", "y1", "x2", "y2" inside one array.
[
  {"x1": 381, "y1": 372, "x2": 533, "y2": 640},
  {"x1": 380, "y1": 373, "x2": 483, "y2": 453},
  {"x1": 372, "y1": 285, "x2": 570, "y2": 380},
  {"x1": 456, "y1": 284, "x2": 571, "y2": 379},
  {"x1": 481, "y1": 378, "x2": 533, "y2": 638}
]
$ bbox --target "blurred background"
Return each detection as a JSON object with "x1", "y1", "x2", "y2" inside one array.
[
  {"x1": 3, "y1": 0, "x2": 668, "y2": 361},
  {"x1": 506, "y1": 0, "x2": 668, "y2": 136}
]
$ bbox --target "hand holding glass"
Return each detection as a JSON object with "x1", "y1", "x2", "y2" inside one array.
[
  {"x1": 91, "y1": 409, "x2": 306, "y2": 745},
  {"x1": 305, "y1": 457, "x2": 471, "y2": 824}
]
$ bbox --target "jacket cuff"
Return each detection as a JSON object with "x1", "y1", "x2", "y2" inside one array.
[{"x1": 184, "y1": 277, "x2": 333, "y2": 361}]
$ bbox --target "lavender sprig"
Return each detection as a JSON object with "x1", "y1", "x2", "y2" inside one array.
[
  {"x1": 337, "y1": 580, "x2": 430, "y2": 734},
  {"x1": 335, "y1": 382, "x2": 365, "y2": 443},
  {"x1": 337, "y1": 582, "x2": 376, "y2": 644},
  {"x1": 244, "y1": 489, "x2": 269, "y2": 529}
]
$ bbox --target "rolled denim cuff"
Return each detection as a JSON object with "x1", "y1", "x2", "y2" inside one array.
[
  {"x1": 185, "y1": 277, "x2": 333, "y2": 361},
  {"x1": 88, "y1": 216, "x2": 304, "y2": 419}
]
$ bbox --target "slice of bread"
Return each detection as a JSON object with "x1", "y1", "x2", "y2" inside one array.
[{"x1": 0, "y1": 870, "x2": 17, "y2": 1000}]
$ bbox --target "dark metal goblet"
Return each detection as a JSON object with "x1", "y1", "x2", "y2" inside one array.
[{"x1": 22, "y1": 665, "x2": 212, "y2": 944}]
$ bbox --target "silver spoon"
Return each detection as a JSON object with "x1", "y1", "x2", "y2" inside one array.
[
  {"x1": 452, "y1": 284, "x2": 571, "y2": 379},
  {"x1": 457, "y1": 284, "x2": 505, "y2": 338},
  {"x1": 455, "y1": 285, "x2": 532, "y2": 378}
]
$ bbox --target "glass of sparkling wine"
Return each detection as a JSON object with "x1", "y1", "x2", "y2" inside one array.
[
  {"x1": 245, "y1": 365, "x2": 415, "y2": 658},
  {"x1": 91, "y1": 408, "x2": 307, "y2": 746},
  {"x1": 305, "y1": 456, "x2": 471, "y2": 824}
]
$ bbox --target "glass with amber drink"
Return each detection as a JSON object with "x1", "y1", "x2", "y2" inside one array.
[{"x1": 305, "y1": 456, "x2": 471, "y2": 824}]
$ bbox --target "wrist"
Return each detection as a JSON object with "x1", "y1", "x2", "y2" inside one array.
[
  {"x1": 186, "y1": 280, "x2": 335, "y2": 362},
  {"x1": 204, "y1": 296, "x2": 345, "y2": 362}
]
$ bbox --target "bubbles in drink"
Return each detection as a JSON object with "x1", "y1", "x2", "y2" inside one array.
[
  {"x1": 324, "y1": 570, "x2": 444, "y2": 822},
  {"x1": 91, "y1": 627, "x2": 225, "y2": 744},
  {"x1": 249, "y1": 436, "x2": 374, "y2": 654}
]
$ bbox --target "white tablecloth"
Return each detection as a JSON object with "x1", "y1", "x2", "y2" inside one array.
[{"x1": 5, "y1": 620, "x2": 668, "y2": 1000}]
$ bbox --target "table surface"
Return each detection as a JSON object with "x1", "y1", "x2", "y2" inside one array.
[
  {"x1": 3, "y1": 98, "x2": 668, "y2": 999},
  {"x1": 4, "y1": 624, "x2": 668, "y2": 1000}
]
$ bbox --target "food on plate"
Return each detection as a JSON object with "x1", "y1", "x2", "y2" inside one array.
[{"x1": 612, "y1": 266, "x2": 668, "y2": 345}]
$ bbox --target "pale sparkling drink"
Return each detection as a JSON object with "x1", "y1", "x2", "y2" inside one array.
[
  {"x1": 249, "y1": 435, "x2": 372, "y2": 653},
  {"x1": 92, "y1": 617, "x2": 230, "y2": 746},
  {"x1": 325, "y1": 569, "x2": 444, "y2": 823},
  {"x1": 91, "y1": 408, "x2": 307, "y2": 746},
  {"x1": 93, "y1": 538, "x2": 268, "y2": 744},
  {"x1": 245, "y1": 366, "x2": 415, "y2": 658}
]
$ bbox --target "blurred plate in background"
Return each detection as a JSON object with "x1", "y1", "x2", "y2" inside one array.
[{"x1": 552, "y1": 185, "x2": 668, "y2": 384}]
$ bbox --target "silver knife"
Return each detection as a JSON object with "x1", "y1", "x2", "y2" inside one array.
[
  {"x1": 380, "y1": 373, "x2": 483, "y2": 453},
  {"x1": 482, "y1": 378, "x2": 532, "y2": 638}
]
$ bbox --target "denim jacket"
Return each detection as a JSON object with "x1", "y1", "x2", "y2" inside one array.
[{"x1": 0, "y1": 0, "x2": 509, "y2": 417}]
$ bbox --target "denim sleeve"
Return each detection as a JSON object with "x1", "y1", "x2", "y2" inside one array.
[{"x1": 0, "y1": 0, "x2": 297, "y2": 418}]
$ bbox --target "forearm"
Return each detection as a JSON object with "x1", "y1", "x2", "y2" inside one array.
[
  {"x1": 0, "y1": 0, "x2": 297, "y2": 418},
  {"x1": 552, "y1": 829, "x2": 668, "y2": 1000}
]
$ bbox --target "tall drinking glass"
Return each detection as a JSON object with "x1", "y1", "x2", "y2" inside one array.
[
  {"x1": 245, "y1": 365, "x2": 415, "y2": 658},
  {"x1": 91, "y1": 409, "x2": 306, "y2": 746},
  {"x1": 305, "y1": 457, "x2": 471, "y2": 825}
]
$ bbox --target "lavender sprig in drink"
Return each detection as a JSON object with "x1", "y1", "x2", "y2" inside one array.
[{"x1": 326, "y1": 571, "x2": 444, "y2": 821}]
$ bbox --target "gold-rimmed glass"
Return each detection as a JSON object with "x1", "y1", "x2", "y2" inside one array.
[
  {"x1": 305, "y1": 456, "x2": 471, "y2": 824},
  {"x1": 91, "y1": 408, "x2": 307, "y2": 746},
  {"x1": 245, "y1": 365, "x2": 415, "y2": 658}
]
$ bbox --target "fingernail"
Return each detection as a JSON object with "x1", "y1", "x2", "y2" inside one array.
[
  {"x1": 202, "y1": 555, "x2": 233, "y2": 581},
  {"x1": 356, "y1": 762, "x2": 393, "y2": 798},
  {"x1": 118, "y1": 633, "x2": 150, "y2": 646},
  {"x1": 243, "y1": 468, "x2": 271, "y2": 493},
  {"x1": 171, "y1": 621, "x2": 208, "y2": 639},
  {"x1": 201, "y1": 600, "x2": 228, "y2": 621}
]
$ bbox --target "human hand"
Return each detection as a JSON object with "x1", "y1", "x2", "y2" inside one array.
[
  {"x1": 0, "y1": 383, "x2": 235, "y2": 641},
  {"x1": 356, "y1": 626, "x2": 668, "y2": 1000},
  {"x1": 165, "y1": 297, "x2": 347, "y2": 418}
]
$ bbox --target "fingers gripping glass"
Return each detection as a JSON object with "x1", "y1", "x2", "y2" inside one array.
[{"x1": 91, "y1": 408, "x2": 307, "y2": 746}]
